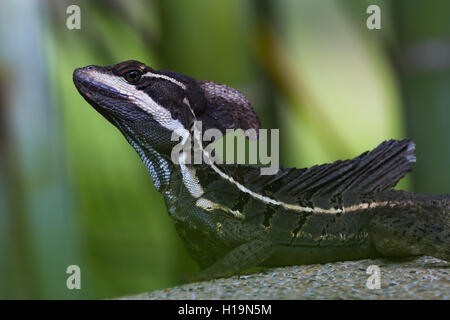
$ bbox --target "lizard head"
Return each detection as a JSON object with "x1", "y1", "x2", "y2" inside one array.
[
  {"x1": 73, "y1": 60, "x2": 202, "y2": 156},
  {"x1": 73, "y1": 59, "x2": 261, "y2": 157}
]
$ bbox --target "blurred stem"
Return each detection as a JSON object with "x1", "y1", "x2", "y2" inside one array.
[
  {"x1": 393, "y1": 0, "x2": 450, "y2": 193},
  {"x1": 0, "y1": 74, "x2": 39, "y2": 299},
  {"x1": 253, "y1": 24, "x2": 351, "y2": 158}
]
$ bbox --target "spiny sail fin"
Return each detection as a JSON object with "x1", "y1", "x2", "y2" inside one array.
[{"x1": 221, "y1": 139, "x2": 415, "y2": 201}]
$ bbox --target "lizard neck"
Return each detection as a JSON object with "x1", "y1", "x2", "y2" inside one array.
[{"x1": 116, "y1": 118, "x2": 175, "y2": 192}]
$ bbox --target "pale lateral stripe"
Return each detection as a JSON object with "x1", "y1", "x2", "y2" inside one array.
[
  {"x1": 200, "y1": 148, "x2": 396, "y2": 215},
  {"x1": 87, "y1": 70, "x2": 184, "y2": 133},
  {"x1": 143, "y1": 71, "x2": 187, "y2": 90},
  {"x1": 188, "y1": 117, "x2": 337, "y2": 214},
  {"x1": 203, "y1": 152, "x2": 335, "y2": 213}
]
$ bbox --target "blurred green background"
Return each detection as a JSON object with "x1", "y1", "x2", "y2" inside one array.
[{"x1": 0, "y1": 0, "x2": 448, "y2": 299}]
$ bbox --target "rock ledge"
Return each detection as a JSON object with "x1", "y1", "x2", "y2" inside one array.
[{"x1": 120, "y1": 257, "x2": 449, "y2": 300}]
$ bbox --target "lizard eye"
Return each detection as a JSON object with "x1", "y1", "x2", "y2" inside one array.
[{"x1": 124, "y1": 70, "x2": 142, "y2": 84}]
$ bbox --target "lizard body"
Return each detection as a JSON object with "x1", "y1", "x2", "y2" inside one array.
[{"x1": 73, "y1": 60, "x2": 449, "y2": 281}]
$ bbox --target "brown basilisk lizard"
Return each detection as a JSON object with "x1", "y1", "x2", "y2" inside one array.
[{"x1": 73, "y1": 60, "x2": 449, "y2": 281}]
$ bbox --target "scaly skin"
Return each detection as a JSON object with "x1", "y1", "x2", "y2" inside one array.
[{"x1": 73, "y1": 60, "x2": 449, "y2": 282}]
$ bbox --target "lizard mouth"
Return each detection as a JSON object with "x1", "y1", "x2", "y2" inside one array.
[
  {"x1": 73, "y1": 67, "x2": 129, "y2": 102},
  {"x1": 73, "y1": 66, "x2": 133, "y2": 121}
]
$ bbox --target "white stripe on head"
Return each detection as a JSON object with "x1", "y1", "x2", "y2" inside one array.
[
  {"x1": 87, "y1": 70, "x2": 186, "y2": 133},
  {"x1": 143, "y1": 71, "x2": 187, "y2": 90}
]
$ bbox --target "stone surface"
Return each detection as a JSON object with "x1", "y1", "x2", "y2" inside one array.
[{"x1": 120, "y1": 256, "x2": 449, "y2": 300}]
